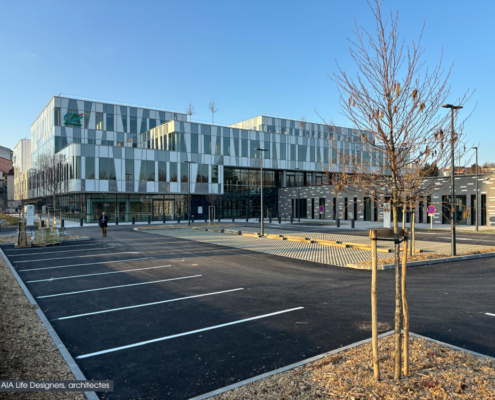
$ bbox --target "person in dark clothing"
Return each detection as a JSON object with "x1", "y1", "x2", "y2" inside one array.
[{"x1": 99, "y1": 212, "x2": 109, "y2": 237}]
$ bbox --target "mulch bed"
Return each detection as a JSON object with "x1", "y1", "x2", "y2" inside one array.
[
  {"x1": 355, "y1": 247, "x2": 495, "y2": 267},
  {"x1": 213, "y1": 334, "x2": 495, "y2": 399},
  {"x1": 0, "y1": 256, "x2": 85, "y2": 399}
]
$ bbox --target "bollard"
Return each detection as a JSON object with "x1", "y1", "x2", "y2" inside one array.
[
  {"x1": 205, "y1": 215, "x2": 207, "y2": 223},
  {"x1": 177, "y1": 215, "x2": 181, "y2": 223},
  {"x1": 269, "y1": 216, "x2": 272, "y2": 223},
  {"x1": 246, "y1": 216, "x2": 248, "y2": 223},
  {"x1": 218, "y1": 216, "x2": 220, "y2": 223},
  {"x1": 351, "y1": 219, "x2": 355, "y2": 228},
  {"x1": 290, "y1": 215, "x2": 294, "y2": 224},
  {"x1": 337, "y1": 218, "x2": 340, "y2": 228},
  {"x1": 192, "y1": 215, "x2": 195, "y2": 223},
  {"x1": 278, "y1": 216, "x2": 281, "y2": 224},
  {"x1": 163, "y1": 215, "x2": 166, "y2": 224},
  {"x1": 61, "y1": 219, "x2": 64, "y2": 228},
  {"x1": 116, "y1": 217, "x2": 119, "y2": 226},
  {"x1": 80, "y1": 218, "x2": 83, "y2": 227},
  {"x1": 148, "y1": 216, "x2": 151, "y2": 224},
  {"x1": 232, "y1": 217, "x2": 235, "y2": 223},
  {"x1": 132, "y1": 217, "x2": 135, "y2": 225}
]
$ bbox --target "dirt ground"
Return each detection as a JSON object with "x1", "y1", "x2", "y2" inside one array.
[
  {"x1": 214, "y1": 334, "x2": 495, "y2": 399},
  {"x1": 0, "y1": 255, "x2": 85, "y2": 399}
]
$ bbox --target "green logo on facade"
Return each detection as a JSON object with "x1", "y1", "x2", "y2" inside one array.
[{"x1": 64, "y1": 112, "x2": 83, "y2": 126}]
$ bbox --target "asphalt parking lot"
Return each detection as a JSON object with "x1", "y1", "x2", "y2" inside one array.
[{"x1": 3, "y1": 225, "x2": 495, "y2": 399}]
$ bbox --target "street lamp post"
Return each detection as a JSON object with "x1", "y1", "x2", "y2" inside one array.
[
  {"x1": 255, "y1": 148, "x2": 267, "y2": 235},
  {"x1": 472, "y1": 146, "x2": 478, "y2": 231},
  {"x1": 295, "y1": 168, "x2": 300, "y2": 223},
  {"x1": 442, "y1": 104, "x2": 463, "y2": 256},
  {"x1": 185, "y1": 161, "x2": 194, "y2": 226}
]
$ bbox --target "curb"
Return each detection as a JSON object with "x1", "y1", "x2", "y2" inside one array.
[
  {"x1": 0, "y1": 236, "x2": 92, "y2": 247},
  {"x1": 189, "y1": 330, "x2": 395, "y2": 400},
  {"x1": 347, "y1": 251, "x2": 495, "y2": 270},
  {"x1": 189, "y1": 330, "x2": 495, "y2": 400},
  {"x1": 409, "y1": 332, "x2": 495, "y2": 361},
  {"x1": 0, "y1": 248, "x2": 99, "y2": 400}
]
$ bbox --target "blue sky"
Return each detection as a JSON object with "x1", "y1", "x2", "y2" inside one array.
[{"x1": 0, "y1": 0, "x2": 493, "y2": 164}]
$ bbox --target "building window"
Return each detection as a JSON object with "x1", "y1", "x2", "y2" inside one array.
[
  {"x1": 158, "y1": 162, "x2": 167, "y2": 181},
  {"x1": 280, "y1": 143, "x2": 286, "y2": 160},
  {"x1": 84, "y1": 111, "x2": 90, "y2": 129},
  {"x1": 125, "y1": 159, "x2": 134, "y2": 180},
  {"x1": 223, "y1": 137, "x2": 230, "y2": 156},
  {"x1": 147, "y1": 160, "x2": 155, "y2": 181},
  {"x1": 149, "y1": 119, "x2": 156, "y2": 130},
  {"x1": 54, "y1": 107, "x2": 61, "y2": 126},
  {"x1": 290, "y1": 144, "x2": 296, "y2": 161},
  {"x1": 212, "y1": 165, "x2": 218, "y2": 184},
  {"x1": 140, "y1": 118, "x2": 147, "y2": 133},
  {"x1": 170, "y1": 162, "x2": 178, "y2": 182},
  {"x1": 130, "y1": 116, "x2": 137, "y2": 134},
  {"x1": 85, "y1": 157, "x2": 95, "y2": 179},
  {"x1": 99, "y1": 158, "x2": 108, "y2": 179},
  {"x1": 204, "y1": 135, "x2": 211, "y2": 154},
  {"x1": 191, "y1": 134, "x2": 198, "y2": 153},
  {"x1": 106, "y1": 114, "x2": 114, "y2": 131},
  {"x1": 122, "y1": 115, "x2": 128, "y2": 133},
  {"x1": 196, "y1": 164, "x2": 208, "y2": 183},
  {"x1": 95, "y1": 113, "x2": 103, "y2": 130},
  {"x1": 139, "y1": 160, "x2": 147, "y2": 181},
  {"x1": 181, "y1": 163, "x2": 188, "y2": 182},
  {"x1": 241, "y1": 139, "x2": 248, "y2": 157}
]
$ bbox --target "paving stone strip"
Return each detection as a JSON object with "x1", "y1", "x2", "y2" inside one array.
[{"x1": 147, "y1": 227, "x2": 491, "y2": 269}]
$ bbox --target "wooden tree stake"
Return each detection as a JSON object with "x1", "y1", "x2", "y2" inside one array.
[
  {"x1": 402, "y1": 229, "x2": 410, "y2": 375},
  {"x1": 370, "y1": 229, "x2": 380, "y2": 381}
]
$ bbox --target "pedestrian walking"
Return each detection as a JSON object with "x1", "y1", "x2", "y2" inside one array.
[{"x1": 99, "y1": 212, "x2": 109, "y2": 237}]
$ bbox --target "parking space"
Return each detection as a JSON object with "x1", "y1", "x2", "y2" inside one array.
[{"x1": 3, "y1": 226, "x2": 495, "y2": 399}]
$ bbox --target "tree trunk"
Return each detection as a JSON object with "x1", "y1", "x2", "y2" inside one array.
[
  {"x1": 402, "y1": 230, "x2": 410, "y2": 376},
  {"x1": 370, "y1": 230, "x2": 380, "y2": 381},
  {"x1": 392, "y1": 190, "x2": 402, "y2": 380}
]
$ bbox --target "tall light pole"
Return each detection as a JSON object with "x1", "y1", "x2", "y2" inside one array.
[
  {"x1": 255, "y1": 148, "x2": 267, "y2": 235},
  {"x1": 472, "y1": 146, "x2": 478, "y2": 231},
  {"x1": 185, "y1": 161, "x2": 194, "y2": 226},
  {"x1": 442, "y1": 104, "x2": 463, "y2": 256},
  {"x1": 295, "y1": 168, "x2": 300, "y2": 223}
]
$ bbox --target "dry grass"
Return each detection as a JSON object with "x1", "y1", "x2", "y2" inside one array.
[
  {"x1": 0, "y1": 214, "x2": 19, "y2": 226},
  {"x1": 0, "y1": 255, "x2": 85, "y2": 399},
  {"x1": 355, "y1": 247, "x2": 495, "y2": 267},
  {"x1": 0, "y1": 234, "x2": 86, "y2": 244},
  {"x1": 214, "y1": 335, "x2": 495, "y2": 400}
]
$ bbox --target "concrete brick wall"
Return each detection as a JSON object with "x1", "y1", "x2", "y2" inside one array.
[{"x1": 278, "y1": 173, "x2": 495, "y2": 226}]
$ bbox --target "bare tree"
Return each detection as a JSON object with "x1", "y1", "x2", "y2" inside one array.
[
  {"x1": 36, "y1": 151, "x2": 67, "y2": 212},
  {"x1": 185, "y1": 102, "x2": 196, "y2": 122},
  {"x1": 321, "y1": 0, "x2": 473, "y2": 380},
  {"x1": 208, "y1": 99, "x2": 219, "y2": 124}
]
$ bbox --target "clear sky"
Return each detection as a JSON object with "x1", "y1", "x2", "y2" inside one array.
[{"x1": 0, "y1": 0, "x2": 492, "y2": 164}]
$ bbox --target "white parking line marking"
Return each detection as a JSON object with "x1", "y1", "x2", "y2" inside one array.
[
  {"x1": 26, "y1": 265, "x2": 170, "y2": 283},
  {"x1": 4, "y1": 243, "x2": 97, "y2": 251},
  {"x1": 15, "y1": 251, "x2": 139, "y2": 263},
  {"x1": 37, "y1": 276, "x2": 201, "y2": 298},
  {"x1": 19, "y1": 258, "x2": 149, "y2": 272},
  {"x1": 76, "y1": 307, "x2": 304, "y2": 359},
  {"x1": 56, "y1": 288, "x2": 244, "y2": 320},
  {"x1": 8, "y1": 247, "x2": 116, "y2": 257},
  {"x1": 486, "y1": 313, "x2": 495, "y2": 317}
]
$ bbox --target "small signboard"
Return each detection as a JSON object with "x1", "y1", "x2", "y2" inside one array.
[
  {"x1": 319, "y1": 205, "x2": 324, "y2": 214},
  {"x1": 427, "y1": 205, "x2": 436, "y2": 215},
  {"x1": 383, "y1": 203, "x2": 391, "y2": 228},
  {"x1": 25, "y1": 205, "x2": 34, "y2": 226},
  {"x1": 198, "y1": 206, "x2": 203, "y2": 214}
]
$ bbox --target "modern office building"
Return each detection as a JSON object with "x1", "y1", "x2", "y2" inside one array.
[{"x1": 15, "y1": 95, "x2": 374, "y2": 222}]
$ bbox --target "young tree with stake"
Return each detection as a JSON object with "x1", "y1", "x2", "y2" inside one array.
[{"x1": 321, "y1": 0, "x2": 473, "y2": 380}]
